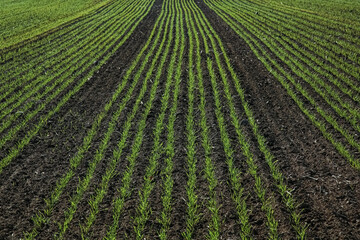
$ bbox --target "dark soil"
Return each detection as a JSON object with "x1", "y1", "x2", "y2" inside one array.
[
  {"x1": 0, "y1": 0, "x2": 161, "y2": 238},
  {"x1": 1, "y1": 0, "x2": 360, "y2": 239},
  {"x1": 197, "y1": 0, "x2": 360, "y2": 239}
]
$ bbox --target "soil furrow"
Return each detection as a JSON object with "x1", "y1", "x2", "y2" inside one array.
[
  {"x1": 197, "y1": 1, "x2": 360, "y2": 239},
  {"x1": 0, "y1": 1, "x2": 161, "y2": 237},
  {"x1": 1, "y1": 0, "x2": 360, "y2": 239}
]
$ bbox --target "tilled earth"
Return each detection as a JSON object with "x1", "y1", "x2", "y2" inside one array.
[{"x1": 1, "y1": 0, "x2": 359, "y2": 239}]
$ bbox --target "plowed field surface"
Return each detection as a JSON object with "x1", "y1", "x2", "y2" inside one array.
[{"x1": 1, "y1": 0, "x2": 359, "y2": 239}]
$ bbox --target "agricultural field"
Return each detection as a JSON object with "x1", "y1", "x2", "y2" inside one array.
[
  {"x1": 0, "y1": 0, "x2": 109, "y2": 49},
  {"x1": 0, "y1": 0, "x2": 359, "y2": 239}
]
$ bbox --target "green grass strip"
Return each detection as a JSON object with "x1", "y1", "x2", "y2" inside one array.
[
  {"x1": 0, "y1": 0, "x2": 115, "y2": 50},
  {"x1": 0, "y1": 0, "x2": 117, "y2": 59},
  {"x1": 0, "y1": 0, "x2": 155, "y2": 175},
  {"x1": 0, "y1": 0, "x2": 144, "y2": 140},
  {"x1": 0, "y1": 0, "x2": 125, "y2": 80},
  {"x1": 0, "y1": 0, "x2": 140, "y2": 132},
  {"x1": 0, "y1": 0, "x2": 129, "y2": 88},
  {"x1": 0, "y1": 0, "x2": 139, "y2": 108}
]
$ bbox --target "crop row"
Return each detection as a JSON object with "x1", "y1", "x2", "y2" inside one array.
[
  {"x1": 182, "y1": 0, "x2": 307, "y2": 238},
  {"x1": 134, "y1": 1, "x2": 185, "y2": 239},
  {"x1": 220, "y1": 0, "x2": 360, "y2": 120},
  {"x1": 1, "y1": 0, "x2": 131, "y2": 99},
  {"x1": 52, "y1": 0, "x2": 181, "y2": 238},
  {"x1": 3, "y1": 0, "x2": 317, "y2": 238},
  {"x1": 0, "y1": 0, "x2": 114, "y2": 70},
  {"x1": 24, "y1": 0, "x2": 177, "y2": 238},
  {"x1": 0, "y1": 0, "x2": 156, "y2": 174},
  {"x1": 204, "y1": 0, "x2": 360, "y2": 171},
  {"x1": 184, "y1": 2, "x2": 221, "y2": 239},
  {"x1": 187, "y1": 0, "x2": 310, "y2": 238}
]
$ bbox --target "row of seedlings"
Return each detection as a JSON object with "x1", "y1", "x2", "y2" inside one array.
[
  {"x1": 204, "y1": 0, "x2": 360, "y2": 170},
  {"x1": 0, "y1": 0, "x2": 156, "y2": 174},
  {"x1": 22, "y1": 0, "x2": 172, "y2": 238},
  {"x1": 132, "y1": 0, "x2": 185, "y2": 239},
  {"x1": 188, "y1": 0, "x2": 308, "y2": 238}
]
